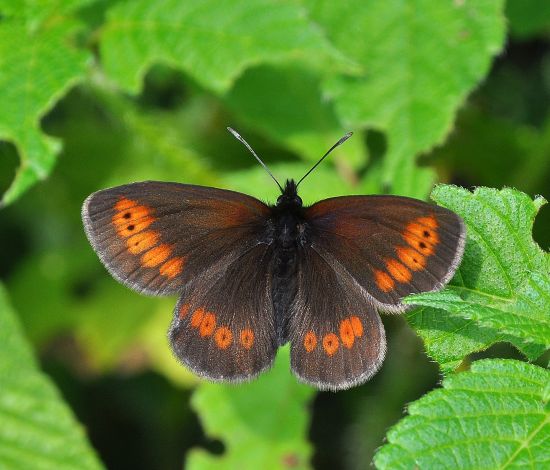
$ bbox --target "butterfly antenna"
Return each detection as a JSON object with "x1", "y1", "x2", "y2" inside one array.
[
  {"x1": 296, "y1": 132, "x2": 353, "y2": 187},
  {"x1": 227, "y1": 127, "x2": 283, "y2": 192}
]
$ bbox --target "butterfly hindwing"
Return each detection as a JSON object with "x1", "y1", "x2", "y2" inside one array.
[
  {"x1": 305, "y1": 195, "x2": 466, "y2": 312},
  {"x1": 168, "y1": 244, "x2": 278, "y2": 382},
  {"x1": 82, "y1": 181, "x2": 270, "y2": 296},
  {"x1": 289, "y1": 247, "x2": 386, "y2": 391}
]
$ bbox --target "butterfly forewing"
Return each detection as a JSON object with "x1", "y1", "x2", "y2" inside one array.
[
  {"x1": 305, "y1": 195, "x2": 466, "y2": 313},
  {"x1": 289, "y1": 247, "x2": 386, "y2": 391},
  {"x1": 82, "y1": 181, "x2": 271, "y2": 295}
]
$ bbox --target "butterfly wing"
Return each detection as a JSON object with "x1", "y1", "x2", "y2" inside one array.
[
  {"x1": 289, "y1": 247, "x2": 386, "y2": 391},
  {"x1": 82, "y1": 181, "x2": 271, "y2": 296},
  {"x1": 169, "y1": 243, "x2": 278, "y2": 381},
  {"x1": 305, "y1": 195, "x2": 465, "y2": 313},
  {"x1": 84, "y1": 181, "x2": 278, "y2": 381}
]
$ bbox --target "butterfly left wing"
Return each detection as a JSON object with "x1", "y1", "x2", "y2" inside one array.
[
  {"x1": 169, "y1": 243, "x2": 278, "y2": 382},
  {"x1": 82, "y1": 181, "x2": 271, "y2": 296},
  {"x1": 83, "y1": 181, "x2": 279, "y2": 381},
  {"x1": 304, "y1": 195, "x2": 466, "y2": 313},
  {"x1": 289, "y1": 247, "x2": 386, "y2": 391}
]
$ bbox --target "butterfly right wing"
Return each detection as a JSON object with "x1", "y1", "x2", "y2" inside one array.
[
  {"x1": 304, "y1": 195, "x2": 465, "y2": 313},
  {"x1": 288, "y1": 246, "x2": 386, "y2": 391}
]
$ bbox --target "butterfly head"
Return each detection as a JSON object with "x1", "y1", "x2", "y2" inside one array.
[{"x1": 276, "y1": 179, "x2": 302, "y2": 209}]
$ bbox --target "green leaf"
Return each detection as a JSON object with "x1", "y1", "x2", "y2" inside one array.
[
  {"x1": 100, "y1": 0, "x2": 343, "y2": 94},
  {"x1": 0, "y1": 4, "x2": 92, "y2": 206},
  {"x1": 407, "y1": 186, "x2": 549, "y2": 371},
  {"x1": 308, "y1": 0, "x2": 506, "y2": 197},
  {"x1": 374, "y1": 359, "x2": 550, "y2": 469},
  {"x1": 506, "y1": 0, "x2": 550, "y2": 39},
  {"x1": 408, "y1": 305, "x2": 507, "y2": 373},
  {"x1": 187, "y1": 346, "x2": 315, "y2": 469},
  {"x1": 0, "y1": 0, "x2": 95, "y2": 24},
  {"x1": 0, "y1": 283, "x2": 103, "y2": 469},
  {"x1": 408, "y1": 280, "x2": 550, "y2": 349}
]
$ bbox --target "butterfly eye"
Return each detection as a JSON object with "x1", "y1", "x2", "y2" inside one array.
[{"x1": 294, "y1": 196, "x2": 303, "y2": 206}]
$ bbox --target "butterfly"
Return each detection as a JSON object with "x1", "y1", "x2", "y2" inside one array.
[{"x1": 82, "y1": 129, "x2": 465, "y2": 391}]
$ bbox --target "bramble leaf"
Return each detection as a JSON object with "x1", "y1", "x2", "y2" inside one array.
[
  {"x1": 187, "y1": 347, "x2": 314, "y2": 469},
  {"x1": 0, "y1": 283, "x2": 103, "y2": 469},
  {"x1": 375, "y1": 359, "x2": 550, "y2": 469},
  {"x1": 308, "y1": 0, "x2": 506, "y2": 197},
  {"x1": 100, "y1": 0, "x2": 343, "y2": 94},
  {"x1": 407, "y1": 186, "x2": 549, "y2": 371},
  {"x1": 0, "y1": 3, "x2": 91, "y2": 206}
]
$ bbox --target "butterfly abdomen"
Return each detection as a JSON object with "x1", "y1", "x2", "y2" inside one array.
[{"x1": 272, "y1": 246, "x2": 299, "y2": 345}]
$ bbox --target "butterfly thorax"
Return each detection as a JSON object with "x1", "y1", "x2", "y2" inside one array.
[
  {"x1": 270, "y1": 179, "x2": 308, "y2": 344},
  {"x1": 272, "y1": 181, "x2": 304, "y2": 243}
]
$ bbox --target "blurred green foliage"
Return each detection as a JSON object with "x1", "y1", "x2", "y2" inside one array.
[{"x1": 0, "y1": 0, "x2": 549, "y2": 469}]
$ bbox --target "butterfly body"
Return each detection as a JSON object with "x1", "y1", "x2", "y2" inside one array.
[
  {"x1": 83, "y1": 178, "x2": 465, "y2": 390},
  {"x1": 268, "y1": 179, "x2": 307, "y2": 344}
]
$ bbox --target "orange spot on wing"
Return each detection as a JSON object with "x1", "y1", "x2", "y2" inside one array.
[
  {"x1": 350, "y1": 316, "x2": 363, "y2": 337},
  {"x1": 127, "y1": 230, "x2": 159, "y2": 254},
  {"x1": 240, "y1": 329, "x2": 254, "y2": 349},
  {"x1": 374, "y1": 269, "x2": 395, "y2": 292},
  {"x1": 416, "y1": 241, "x2": 435, "y2": 256},
  {"x1": 396, "y1": 246, "x2": 426, "y2": 271},
  {"x1": 115, "y1": 197, "x2": 138, "y2": 211},
  {"x1": 116, "y1": 217, "x2": 155, "y2": 238},
  {"x1": 190, "y1": 308, "x2": 205, "y2": 328},
  {"x1": 424, "y1": 228, "x2": 439, "y2": 245},
  {"x1": 417, "y1": 215, "x2": 439, "y2": 229},
  {"x1": 141, "y1": 244, "x2": 171, "y2": 267},
  {"x1": 323, "y1": 333, "x2": 339, "y2": 356},
  {"x1": 199, "y1": 313, "x2": 216, "y2": 337},
  {"x1": 214, "y1": 327, "x2": 233, "y2": 349},
  {"x1": 160, "y1": 257, "x2": 185, "y2": 278},
  {"x1": 339, "y1": 319, "x2": 355, "y2": 349},
  {"x1": 385, "y1": 259, "x2": 412, "y2": 283},
  {"x1": 405, "y1": 222, "x2": 426, "y2": 239},
  {"x1": 403, "y1": 216, "x2": 440, "y2": 257},
  {"x1": 403, "y1": 226, "x2": 436, "y2": 256},
  {"x1": 304, "y1": 331, "x2": 317, "y2": 352},
  {"x1": 112, "y1": 205, "x2": 151, "y2": 227},
  {"x1": 179, "y1": 304, "x2": 191, "y2": 319}
]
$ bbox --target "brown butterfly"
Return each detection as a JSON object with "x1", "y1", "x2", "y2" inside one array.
[{"x1": 82, "y1": 130, "x2": 465, "y2": 390}]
